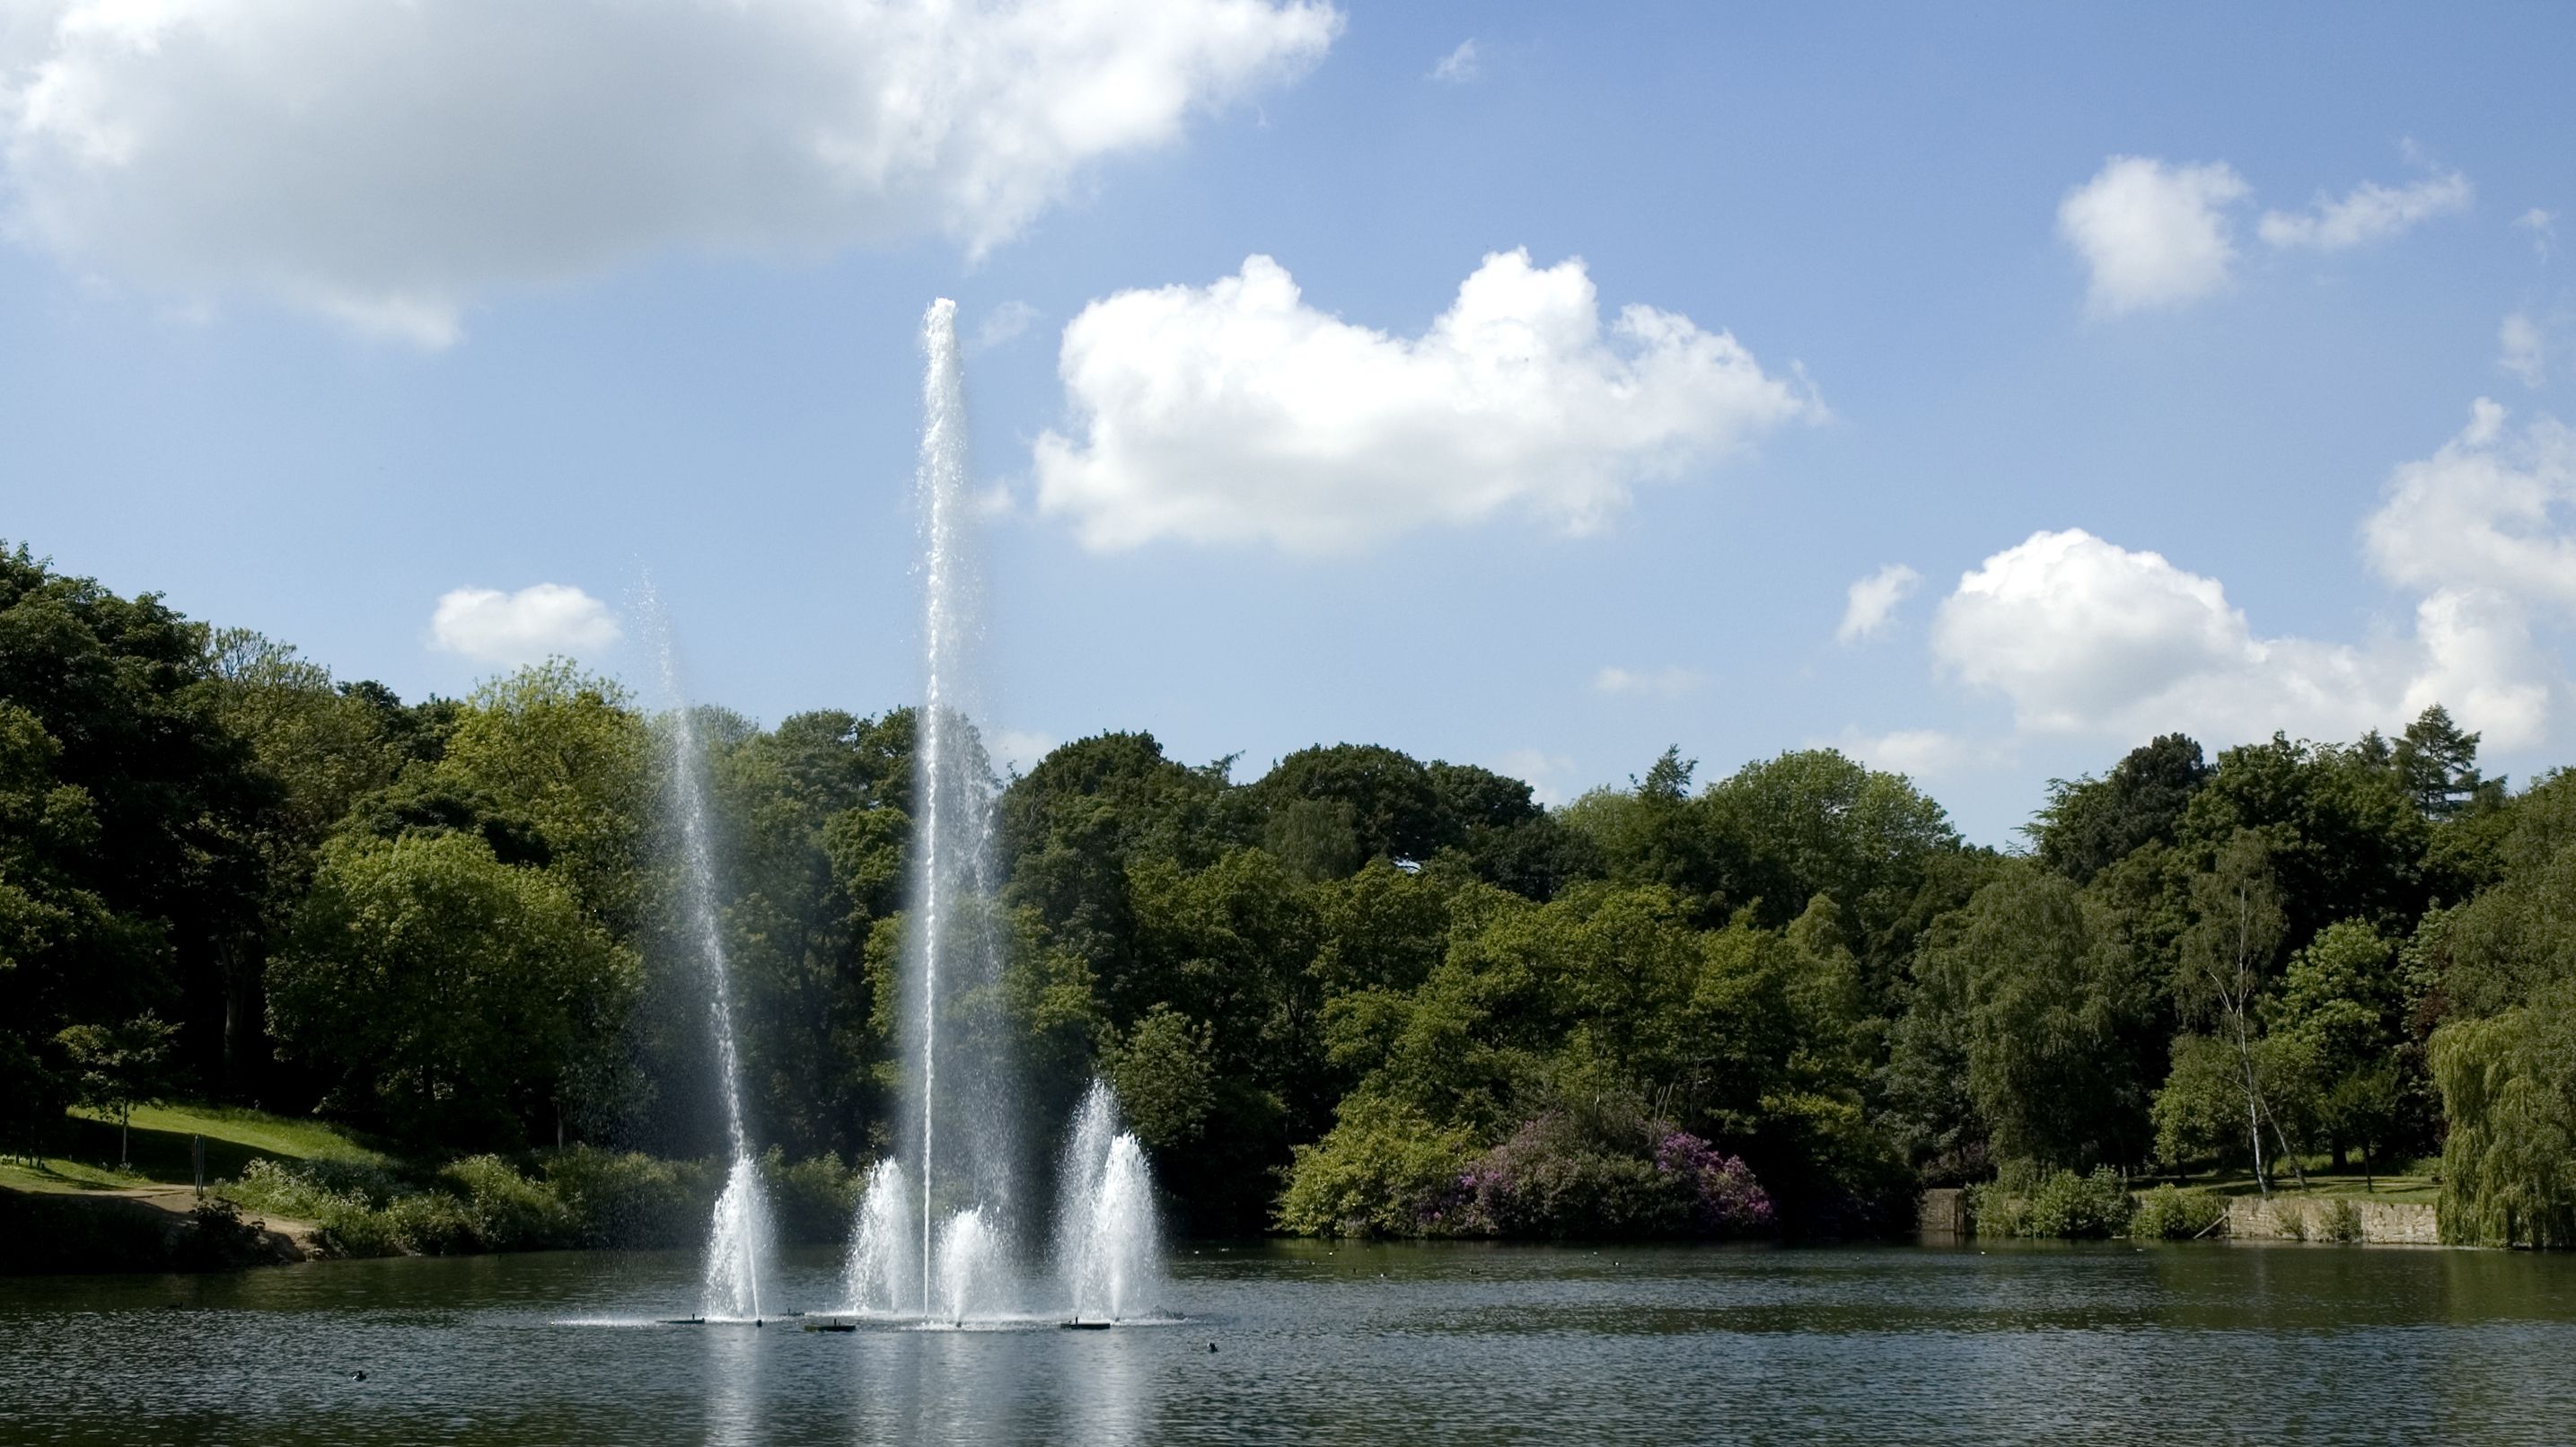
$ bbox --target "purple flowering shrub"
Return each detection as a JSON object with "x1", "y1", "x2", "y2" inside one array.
[
  {"x1": 1424, "y1": 1111, "x2": 1773, "y2": 1240},
  {"x1": 1653, "y1": 1129, "x2": 1775, "y2": 1235}
]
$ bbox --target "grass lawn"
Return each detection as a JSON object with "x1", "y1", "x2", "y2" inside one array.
[
  {"x1": 2181, "y1": 1167, "x2": 2440, "y2": 1204},
  {"x1": 0, "y1": 1101, "x2": 384, "y2": 1197}
]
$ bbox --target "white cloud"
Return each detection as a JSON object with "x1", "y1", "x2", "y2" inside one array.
[
  {"x1": 0, "y1": 0, "x2": 1339, "y2": 345},
  {"x1": 2058, "y1": 156, "x2": 2249, "y2": 315},
  {"x1": 989, "y1": 728, "x2": 1059, "y2": 776},
  {"x1": 1430, "y1": 39, "x2": 1479, "y2": 83},
  {"x1": 2362, "y1": 399, "x2": 2576, "y2": 610},
  {"x1": 1837, "y1": 563, "x2": 1921, "y2": 643},
  {"x1": 1830, "y1": 729, "x2": 2002, "y2": 782},
  {"x1": 2499, "y1": 312, "x2": 2546, "y2": 388},
  {"x1": 1033, "y1": 250, "x2": 1817, "y2": 552},
  {"x1": 429, "y1": 583, "x2": 622, "y2": 666},
  {"x1": 2519, "y1": 207, "x2": 2556, "y2": 260},
  {"x1": 1930, "y1": 421, "x2": 2568, "y2": 753},
  {"x1": 1593, "y1": 665, "x2": 1706, "y2": 697},
  {"x1": 2257, "y1": 169, "x2": 2472, "y2": 251},
  {"x1": 1492, "y1": 747, "x2": 1577, "y2": 806}
]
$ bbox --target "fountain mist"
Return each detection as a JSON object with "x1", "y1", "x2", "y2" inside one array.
[{"x1": 649, "y1": 594, "x2": 771, "y2": 1321}]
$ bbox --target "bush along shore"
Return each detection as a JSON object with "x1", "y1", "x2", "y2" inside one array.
[{"x1": 219, "y1": 1147, "x2": 860, "y2": 1258}]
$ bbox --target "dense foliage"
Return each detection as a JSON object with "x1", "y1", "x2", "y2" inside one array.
[{"x1": 5, "y1": 545, "x2": 2572, "y2": 1242}]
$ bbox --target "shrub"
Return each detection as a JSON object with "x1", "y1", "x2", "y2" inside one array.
[
  {"x1": 1435, "y1": 1115, "x2": 1773, "y2": 1241},
  {"x1": 1276, "y1": 1097, "x2": 1480, "y2": 1237},
  {"x1": 764, "y1": 1149, "x2": 858, "y2": 1245},
  {"x1": 542, "y1": 1146, "x2": 711, "y2": 1249},
  {"x1": 382, "y1": 1191, "x2": 481, "y2": 1254},
  {"x1": 2322, "y1": 1197, "x2": 2364, "y2": 1244},
  {"x1": 1969, "y1": 1167, "x2": 2133, "y2": 1239},
  {"x1": 1451, "y1": 1115, "x2": 1686, "y2": 1239},
  {"x1": 441, "y1": 1155, "x2": 578, "y2": 1250},
  {"x1": 2128, "y1": 1184, "x2": 2226, "y2": 1240}
]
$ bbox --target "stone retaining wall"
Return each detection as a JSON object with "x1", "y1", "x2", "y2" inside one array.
[
  {"x1": 2222, "y1": 1195, "x2": 2440, "y2": 1245},
  {"x1": 1917, "y1": 1187, "x2": 1968, "y2": 1238}
]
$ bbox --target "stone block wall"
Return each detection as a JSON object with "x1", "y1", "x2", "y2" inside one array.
[{"x1": 2223, "y1": 1195, "x2": 2440, "y2": 1244}]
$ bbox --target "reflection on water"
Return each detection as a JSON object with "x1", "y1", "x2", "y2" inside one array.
[{"x1": 6, "y1": 1241, "x2": 2576, "y2": 1444}]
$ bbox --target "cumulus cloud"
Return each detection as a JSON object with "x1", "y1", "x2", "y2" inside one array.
[
  {"x1": 1032, "y1": 250, "x2": 1816, "y2": 552},
  {"x1": 1430, "y1": 39, "x2": 1479, "y2": 83},
  {"x1": 1593, "y1": 665, "x2": 1706, "y2": 697},
  {"x1": 1837, "y1": 563, "x2": 1921, "y2": 643},
  {"x1": 2362, "y1": 399, "x2": 2576, "y2": 610},
  {"x1": 2499, "y1": 312, "x2": 2546, "y2": 388},
  {"x1": 1929, "y1": 403, "x2": 2572, "y2": 753},
  {"x1": 0, "y1": 0, "x2": 1339, "y2": 344},
  {"x1": 2058, "y1": 156, "x2": 2249, "y2": 315},
  {"x1": 429, "y1": 583, "x2": 622, "y2": 666},
  {"x1": 2257, "y1": 169, "x2": 2472, "y2": 251}
]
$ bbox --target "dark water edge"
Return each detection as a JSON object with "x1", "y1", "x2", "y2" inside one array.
[{"x1": 5, "y1": 1240, "x2": 2576, "y2": 1445}]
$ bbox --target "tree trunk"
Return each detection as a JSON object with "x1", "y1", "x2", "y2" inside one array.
[{"x1": 2232, "y1": 1013, "x2": 2267, "y2": 1198}]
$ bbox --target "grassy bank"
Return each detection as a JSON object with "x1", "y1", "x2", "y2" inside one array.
[{"x1": 3, "y1": 1101, "x2": 864, "y2": 1267}]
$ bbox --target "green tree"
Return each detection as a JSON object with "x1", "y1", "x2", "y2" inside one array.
[
  {"x1": 0, "y1": 545, "x2": 273, "y2": 1096},
  {"x1": 54, "y1": 1013, "x2": 180, "y2": 1166},
  {"x1": 1928, "y1": 866, "x2": 2158, "y2": 1171},
  {"x1": 2030, "y1": 733, "x2": 2208, "y2": 883},
  {"x1": 2176, "y1": 830, "x2": 2298, "y2": 1191},
  {"x1": 270, "y1": 831, "x2": 637, "y2": 1146},
  {"x1": 1103, "y1": 1004, "x2": 1216, "y2": 1153}
]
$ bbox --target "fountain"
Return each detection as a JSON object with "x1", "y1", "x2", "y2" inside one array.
[
  {"x1": 840, "y1": 1158, "x2": 918, "y2": 1313},
  {"x1": 651, "y1": 599, "x2": 773, "y2": 1323},
  {"x1": 1057, "y1": 1080, "x2": 1165, "y2": 1324},
  {"x1": 898, "y1": 296, "x2": 1025, "y2": 1321},
  {"x1": 829, "y1": 299, "x2": 1169, "y2": 1328}
]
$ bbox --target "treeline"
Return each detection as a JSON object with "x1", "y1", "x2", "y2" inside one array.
[{"x1": 4, "y1": 544, "x2": 2573, "y2": 1245}]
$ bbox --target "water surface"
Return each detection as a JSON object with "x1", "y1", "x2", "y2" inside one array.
[{"x1": 6, "y1": 1241, "x2": 2574, "y2": 1444}]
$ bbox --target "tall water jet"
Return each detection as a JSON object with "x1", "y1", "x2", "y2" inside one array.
[
  {"x1": 649, "y1": 594, "x2": 771, "y2": 1321},
  {"x1": 1056, "y1": 1081, "x2": 1165, "y2": 1323},
  {"x1": 841, "y1": 1159, "x2": 918, "y2": 1314},
  {"x1": 903, "y1": 297, "x2": 1018, "y2": 1319}
]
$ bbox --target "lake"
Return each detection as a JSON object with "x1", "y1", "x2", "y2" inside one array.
[{"x1": 6, "y1": 1240, "x2": 2575, "y2": 1444}]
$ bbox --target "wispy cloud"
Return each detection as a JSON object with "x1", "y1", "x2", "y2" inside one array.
[
  {"x1": 972, "y1": 300, "x2": 1040, "y2": 353},
  {"x1": 2519, "y1": 208, "x2": 2557, "y2": 261},
  {"x1": 2499, "y1": 312, "x2": 2545, "y2": 388},
  {"x1": 1593, "y1": 664, "x2": 1706, "y2": 697},
  {"x1": 1429, "y1": 39, "x2": 1479, "y2": 83},
  {"x1": 2257, "y1": 170, "x2": 2471, "y2": 251}
]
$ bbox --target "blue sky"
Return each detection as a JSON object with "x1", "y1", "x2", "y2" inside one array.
[{"x1": 5, "y1": 1, "x2": 2573, "y2": 843}]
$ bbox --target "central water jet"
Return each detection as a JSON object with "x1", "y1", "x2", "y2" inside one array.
[
  {"x1": 904, "y1": 297, "x2": 1019, "y2": 1321},
  {"x1": 851, "y1": 298, "x2": 1166, "y2": 1329}
]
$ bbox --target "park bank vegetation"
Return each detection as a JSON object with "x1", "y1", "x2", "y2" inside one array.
[{"x1": 4, "y1": 545, "x2": 2573, "y2": 1248}]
